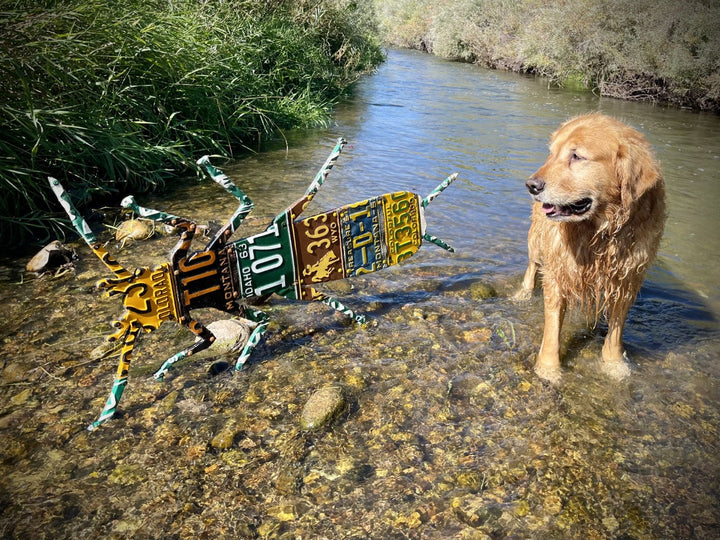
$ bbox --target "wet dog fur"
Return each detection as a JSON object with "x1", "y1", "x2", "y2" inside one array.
[{"x1": 516, "y1": 113, "x2": 665, "y2": 383}]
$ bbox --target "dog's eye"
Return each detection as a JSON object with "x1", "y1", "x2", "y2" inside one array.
[{"x1": 569, "y1": 151, "x2": 585, "y2": 164}]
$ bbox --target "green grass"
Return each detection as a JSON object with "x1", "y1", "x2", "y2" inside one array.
[
  {"x1": 373, "y1": 0, "x2": 720, "y2": 111},
  {"x1": 0, "y1": 0, "x2": 383, "y2": 249}
]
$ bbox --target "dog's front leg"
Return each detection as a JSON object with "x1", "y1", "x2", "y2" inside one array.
[
  {"x1": 513, "y1": 260, "x2": 538, "y2": 301},
  {"x1": 535, "y1": 282, "x2": 565, "y2": 384},
  {"x1": 513, "y1": 218, "x2": 542, "y2": 302},
  {"x1": 600, "y1": 298, "x2": 633, "y2": 380}
]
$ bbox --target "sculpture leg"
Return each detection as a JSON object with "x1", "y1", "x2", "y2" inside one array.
[
  {"x1": 422, "y1": 233, "x2": 455, "y2": 252},
  {"x1": 420, "y1": 172, "x2": 459, "y2": 252},
  {"x1": 319, "y1": 295, "x2": 366, "y2": 324},
  {"x1": 120, "y1": 195, "x2": 183, "y2": 225},
  {"x1": 203, "y1": 197, "x2": 253, "y2": 250},
  {"x1": 421, "y1": 172, "x2": 458, "y2": 208},
  {"x1": 169, "y1": 221, "x2": 199, "y2": 267},
  {"x1": 285, "y1": 137, "x2": 347, "y2": 220},
  {"x1": 152, "y1": 319, "x2": 216, "y2": 381},
  {"x1": 196, "y1": 155, "x2": 254, "y2": 249},
  {"x1": 234, "y1": 307, "x2": 270, "y2": 371},
  {"x1": 121, "y1": 194, "x2": 199, "y2": 266},
  {"x1": 125, "y1": 158, "x2": 255, "y2": 250},
  {"x1": 277, "y1": 286, "x2": 366, "y2": 325},
  {"x1": 49, "y1": 177, "x2": 134, "y2": 280},
  {"x1": 87, "y1": 321, "x2": 142, "y2": 431}
]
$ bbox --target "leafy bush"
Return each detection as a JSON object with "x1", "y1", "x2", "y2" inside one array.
[
  {"x1": 0, "y1": 0, "x2": 383, "y2": 248},
  {"x1": 374, "y1": 0, "x2": 720, "y2": 111}
]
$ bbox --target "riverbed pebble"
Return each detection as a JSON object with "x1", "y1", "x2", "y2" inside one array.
[
  {"x1": 89, "y1": 339, "x2": 123, "y2": 361},
  {"x1": 452, "y1": 495, "x2": 503, "y2": 528},
  {"x1": 462, "y1": 327, "x2": 493, "y2": 343},
  {"x1": 211, "y1": 425, "x2": 239, "y2": 450},
  {"x1": 25, "y1": 241, "x2": 74, "y2": 273},
  {"x1": 192, "y1": 318, "x2": 253, "y2": 359},
  {"x1": 299, "y1": 384, "x2": 351, "y2": 431},
  {"x1": 469, "y1": 281, "x2": 497, "y2": 301},
  {"x1": 10, "y1": 388, "x2": 33, "y2": 406},
  {"x1": 115, "y1": 218, "x2": 155, "y2": 244},
  {"x1": 543, "y1": 494, "x2": 563, "y2": 515},
  {"x1": 1, "y1": 362, "x2": 26, "y2": 383}
]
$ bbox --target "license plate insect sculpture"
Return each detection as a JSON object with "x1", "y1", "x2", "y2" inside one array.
[{"x1": 49, "y1": 138, "x2": 457, "y2": 430}]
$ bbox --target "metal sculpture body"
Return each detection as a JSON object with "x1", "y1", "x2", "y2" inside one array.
[{"x1": 50, "y1": 138, "x2": 457, "y2": 430}]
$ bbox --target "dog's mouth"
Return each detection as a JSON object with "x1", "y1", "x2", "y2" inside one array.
[{"x1": 541, "y1": 198, "x2": 593, "y2": 219}]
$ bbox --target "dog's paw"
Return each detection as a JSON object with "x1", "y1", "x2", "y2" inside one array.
[
  {"x1": 600, "y1": 354, "x2": 632, "y2": 380},
  {"x1": 512, "y1": 287, "x2": 533, "y2": 302},
  {"x1": 534, "y1": 363, "x2": 562, "y2": 385}
]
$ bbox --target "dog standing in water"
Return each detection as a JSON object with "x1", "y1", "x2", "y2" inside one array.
[{"x1": 516, "y1": 113, "x2": 666, "y2": 383}]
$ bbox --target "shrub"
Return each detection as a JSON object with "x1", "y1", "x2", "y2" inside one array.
[
  {"x1": 0, "y1": 0, "x2": 383, "y2": 248},
  {"x1": 374, "y1": 0, "x2": 720, "y2": 111}
]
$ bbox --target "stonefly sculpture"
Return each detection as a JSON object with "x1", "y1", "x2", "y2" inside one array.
[{"x1": 49, "y1": 138, "x2": 457, "y2": 430}]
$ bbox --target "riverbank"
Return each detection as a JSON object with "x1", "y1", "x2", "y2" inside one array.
[
  {"x1": 0, "y1": 0, "x2": 383, "y2": 250},
  {"x1": 373, "y1": 0, "x2": 720, "y2": 113}
]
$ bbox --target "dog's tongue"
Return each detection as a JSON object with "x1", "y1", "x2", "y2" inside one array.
[
  {"x1": 542, "y1": 203, "x2": 573, "y2": 217},
  {"x1": 542, "y1": 198, "x2": 593, "y2": 217},
  {"x1": 542, "y1": 203, "x2": 561, "y2": 215}
]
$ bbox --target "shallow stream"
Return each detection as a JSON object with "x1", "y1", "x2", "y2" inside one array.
[{"x1": 1, "y1": 49, "x2": 719, "y2": 538}]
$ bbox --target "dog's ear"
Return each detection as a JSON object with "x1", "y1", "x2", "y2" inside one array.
[{"x1": 615, "y1": 134, "x2": 661, "y2": 214}]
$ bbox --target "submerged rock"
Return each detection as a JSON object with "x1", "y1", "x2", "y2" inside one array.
[
  {"x1": 26, "y1": 241, "x2": 74, "y2": 273},
  {"x1": 192, "y1": 318, "x2": 254, "y2": 360},
  {"x1": 1, "y1": 362, "x2": 27, "y2": 383},
  {"x1": 469, "y1": 281, "x2": 497, "y2": 301},
  {"x1": 300, "y1": 385, "x2": 352, "y2": 431},
  {"x1": 211, "y1": 422, "x2": 240, "y2": 449},
  {"x1": 115, "y1": 218, "x2": 155, "y2": 245},
  {"x1": 10, "y1": 388, "x2": 33, "y2": 406},
  {"x1": 452, "y1": 495, "x2": 503, "y2": 528},
  {"x1": 462, "y1": 327, "x2": 493, "y2": 343},
  {"x1": 89, "y1": 340, "x2": 123, "y2": 361}
]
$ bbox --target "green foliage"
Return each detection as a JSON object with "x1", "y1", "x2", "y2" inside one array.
[
  {"x1": 0, "y1": 0, "x2": 383, "y2": 248},
  {"x1": 373, "y1": 0, "x2": 720, "y2": 110}
]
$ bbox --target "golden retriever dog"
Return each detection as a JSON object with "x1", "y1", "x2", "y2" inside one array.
[{"x1": 516, "y1": 113, "x2": 665, "y2": 383}]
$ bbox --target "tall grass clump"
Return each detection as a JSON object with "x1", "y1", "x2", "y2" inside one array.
[
  {"x1": 0, "y1": 0, "x2": 383, "y2": 249},
  {"x1": 374, "y1": 0, "x2": 720, "y2": 111}
]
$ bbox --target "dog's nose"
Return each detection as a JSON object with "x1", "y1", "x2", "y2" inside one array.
[{"x1": 526, "y1": 177, "x2": 545, "y2": 195}]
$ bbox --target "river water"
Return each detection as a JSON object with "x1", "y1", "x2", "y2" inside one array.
[{"x1": 1, "y1": 49, "x2": 718, "y2": 538}]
